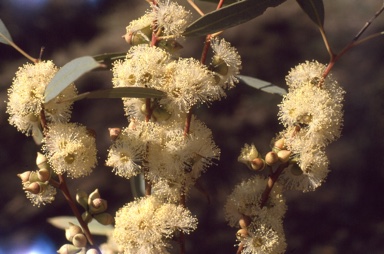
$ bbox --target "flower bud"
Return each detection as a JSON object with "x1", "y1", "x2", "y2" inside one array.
[
  {"x1": 24, "y1": 182, "x2": 45, "y2": 194},
  {"x1": 238, "y1": 144, "x2": 260, "y2": 169},
  {"x1": 36, "y1": 152, "x2": 49, "y2": 170},
  {"x1": 65, "y1": 223, "x2": 83, "y2": 242},
  {"x1": 273, "y1": 138, "x2": 285, "y2": 152},
  {"x1": 37, "y1": 168, "x2": 51, "y2": 182},
  {"x1": 82, "y1": 211, "x2": 93, "y2": 224},
  {"x1": 251, "y1": 158, "x2": 265, "y2": 171},
  {"x1": 239, "y1": 215, "x2": 251, "y2": 229},
  {"x1": 72, "y1": 233, "x2": 87, "y2": 248},
  {"x1": 277, "y1": 150, "x2": 292, "y2": 163},
  {"x1": 88, "y1": 189, "x2": 101, "y2": 206},
  {"x1": 108, "y1": 128, "x2": 121, "y2": 141},
  {"x1": 57, "y1": 244, "x2": 81, "y2": 254},
  {"x1": 89, "y1": 198, "x2": 108, "y2": 214},
  {"x1": 86, "y1": 249, "x2": 99, "y2": 254},
  {"x1": 17, "y1": 171, "x2": 32, "y2": 183},
  {"x1": 76, "y1": 190, "x2": 89, "y2": 210},
  {"x1": 236, "y1": 228, "x2": 248, "y2": 240},
  {"x1": 124, "y1": 26, "x2": 152, "y2": 45},
  {"x1": 94, "y1": 212, "x2": 114, "y2": 225},
  {"x1": 265, "y1": 151, "x2": 279, "y2": 166}
]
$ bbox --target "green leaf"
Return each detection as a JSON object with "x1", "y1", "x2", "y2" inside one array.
[
  {"x1": 183, "y1": 0, "x2": 287, "y2": 37},
  {"x1": 296, "y1": 0, "x2": 324, "y2": 27},
  {"x1": 237, "y1": 75, "x2": 287, "y2": 96},
  {"x1": 47, "y1": 216, "x2": 114, "y2": 235},
  {"x1": 61, "y1": 87, "x2": 165, "y2": 103},
  {"x1": 44, "y1": 56, "x2": 101, "y2": 104},
  {"x1": 93, "y1": 52, "x2": 126, "y2": 69},
  {"x1": 0, "y1": 19, "x2": 13, "y2": 44}
]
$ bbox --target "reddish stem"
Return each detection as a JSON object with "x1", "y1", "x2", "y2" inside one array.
[{"x1": 55, "y1": 175, "x2": 99, "y2": 252}]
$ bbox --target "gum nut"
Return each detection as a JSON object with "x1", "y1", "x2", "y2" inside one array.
[
  {"x1": 17, "y1": 171, "x2": 31, "y2": 182},
  {"x1": 36, "y1": 152, "x2": 48, "y2": 169},
  {"x1": 24, "y1": 182, "x2": 41, "y2": 194},
  {"x1": 274, "y1": 138, "x2": 285, "y2": 150},
  {"x1": 88, "y1": 189, "x2": 101, "y2": 204},
  {"x1": 90, "y1": 198, "x2": 108, "y2": 214},
  {"x1": 65, "y1": 223, "x2": 83, "y2": 242},
  {"x1": 37, "y1": 168, "x2": 51, "y2": 182},
  {"x1": 265, "y1": 151, "x2": 279, "y2": 166},
  {"x1": 94, "y1": 212, "x2": 114, "y2": 225},
  {"x1": 251, "y1": 158, "x2": 265, "y2": 171},
  {"x1": 72, "y1": 233, "x2": 87, "y2": 248},
  {"x1": 277, "y1": 150, "x2": 292, "y2": 163},
  {"x1": 57, "y1": 244, "x2": 81, "y2": 254}
]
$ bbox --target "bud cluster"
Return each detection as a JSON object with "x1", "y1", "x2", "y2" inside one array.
[{"x1": 17, "y1": 152, "x2": 56, "y2": 207}]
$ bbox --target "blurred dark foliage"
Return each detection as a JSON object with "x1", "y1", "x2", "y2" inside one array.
[{"x1": 1, "y1": 1, "x2": 384, "y2": 253}]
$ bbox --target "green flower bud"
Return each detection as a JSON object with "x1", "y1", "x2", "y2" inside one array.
[
  {"x1": 88, "y1": 189, "x2": 100, "y2": 206},
  {"x1": 94, "y1": 212, "x2": 114, "y2": 225},
  {"x1": 82, "y1": 211, "x2": 93, "y2": 224},
  {"x1": 76, "y1": 190, "x2": 88, "y2": 210}
]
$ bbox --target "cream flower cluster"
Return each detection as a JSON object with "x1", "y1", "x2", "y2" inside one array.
[
  {"x1": 278, "y1": 61, "x2": 345, "y2": 191},
  {"x1": 109, "y1": 1, "x2": 242, "y2": 252},
  {"x1": 225, "y1": 176, "x2": 287, "y2": 254},
  {"x1": 6, "y1": 61, "x2": 77, "y2": 135},
  {"x1": 112, "y1": 40, "x2": 240, "y2": 118},
  {"x1": 113, "y1": 196, "x2": 197, "y2": 254}
]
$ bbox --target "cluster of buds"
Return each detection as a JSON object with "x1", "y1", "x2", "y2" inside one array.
[
  {"x1": 236, "y1": 214, "x2": 251, "y2": 242},
  {"x1": 17, "y1": 152, "x2": 56, "y2": 206},
  {"x1": 57, "y1": 223, "x2": 99, "y2": 254},
  {"x1": 76, "y1": 189, "x2": 114, "y2": 226},
  {"x1": 238, "y1": 140, "x2": 292, "y2": 172}
]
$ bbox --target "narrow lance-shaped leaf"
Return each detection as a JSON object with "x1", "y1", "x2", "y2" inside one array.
[
  {"x1": 59, "y1": 87, "x2": 165, "y2": 103},
  {"x1": 237, "y1": 75, "x2": 287, "y2": 96},
  {"x1": 44, "y1": 56, "x2": 101, "y2": 103},
  {"x1": 296, "y1": 0, "x2": 324, "y2": 27},
  {"x1": 183, "y1": 0, "x2": 287, "y2": 37},
  {"x1": 93, "y1": 52, "x2": 126, "y2": 69},
  {"x1": 0, "y1": 19, "x2": 13, "y2": 44}
]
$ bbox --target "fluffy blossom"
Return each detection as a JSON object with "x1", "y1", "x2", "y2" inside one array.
[
  {"x1": 210, "y1": 37, "x2": 242, "y2": 88},
  {"x1": 43, "y1": 123, "x2": 97, "y2": 178},
  {"x1": 106, "y1": 126, "x2": 146, "y2": 179},
  {"x1": 113, "y1": 196, "x2": 197, "y2": 253},
  {"x1": 159, "y1": 58, "x2": 223, "y2": 113},
  {"x1": 146, "y1": 118, "x2": 220, "y2": 192},
  {"x1": 278, "y1": 81, "x2": 344, "y2": 147},
  {"x1": 23, "y1": 182, "x2": 56, "y2": 207},
  {"x1": 150, "y1": 0, "x2": 191, "y2": 37},
  {"x1": 241, "y1": 222, "x2": 286, "y2": 254},
  {"x1": 7, "y1": 61, "x2": 77, "y2": 135},
  {"x1": 279, "y1": 149, "x2": 329, "y2": 192},
  {"x1": 225, "y1": 175, "x2": 286, "y2": 231}
]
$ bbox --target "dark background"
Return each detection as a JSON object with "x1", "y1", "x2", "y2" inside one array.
[{"x1": 1, "y1": 0, "x2": 384, "y2": 253}]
